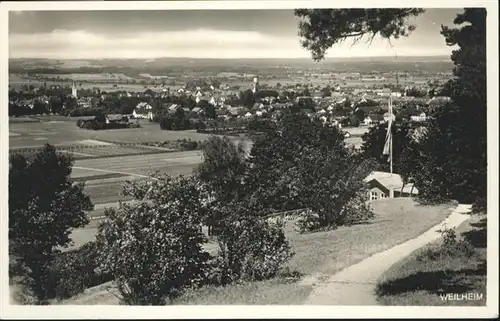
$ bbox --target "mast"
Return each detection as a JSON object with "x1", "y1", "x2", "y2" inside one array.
[{"x1": 389, "y1": 95, "x2": 393, "y2": 174}]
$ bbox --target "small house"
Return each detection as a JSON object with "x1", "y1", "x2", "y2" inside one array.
[
  {"x1": 167, "y1": 104, "x2": 181, "y2": 114},
  {"x1": 411, "y1": 112, "x2": 427, "y2": 122},
  {"x1": 364, "y1": 171, "x2": 418, "y2": 200},
  {"x1": 133, "y1": 102, "x2": 154, "y2": 120}
]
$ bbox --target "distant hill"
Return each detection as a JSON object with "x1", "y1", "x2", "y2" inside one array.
[{"x1": 9, "y1": 56, "x2": 453, "y2": 75}]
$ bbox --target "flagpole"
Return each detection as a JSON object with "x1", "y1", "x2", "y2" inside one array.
[
  {"x1": 389, "y1": 95, "x2": 393, "y2": 174},
  {"x1": 382, "y1": 92, "x2": 393, "y2": 172}
]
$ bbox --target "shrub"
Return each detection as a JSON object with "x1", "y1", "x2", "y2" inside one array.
[
  {"x1": 96, "y1": 175, "x2": 211, "y2": 305},
  {"x1": 46, "y1": 242, "x2": 112, "y2": 300},
  {"x1": 194, "y1": 121, "x2": 207, "y2": 131},
  {"x1": 416, "y1": 227, "x2": 475, "y2": 261},
  {"x1": 472, "y1": 196, "x2": 486, "y2": 214},
  {"x1": 159, "y1": 116, "x2": 174, "y2": 130},
  {"x1": 210, "y1": 203, "x2": 294, "y2": 284},
  {"x1": 180, "y1": 140, "x2": 198, "y2": 150},
  {"x1": 294, "y1": 209, "x2": 322, "y2": 233}
]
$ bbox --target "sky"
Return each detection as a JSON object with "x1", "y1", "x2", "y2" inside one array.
[{"x1": 8, "y1": 9, "x2": 462, "y2": 59}]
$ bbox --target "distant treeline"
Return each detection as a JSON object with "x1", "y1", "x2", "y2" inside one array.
[
  {"x1": 10, "y1": 58, "x2": 454, "y2": 76},
  {"x1": 9, "y1": 66, "x2": 140, "y2": 76}
]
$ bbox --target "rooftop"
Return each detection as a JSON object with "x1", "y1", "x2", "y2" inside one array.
[{"x1": 364, "y1": 171, "x2": 419, "y2": 194}]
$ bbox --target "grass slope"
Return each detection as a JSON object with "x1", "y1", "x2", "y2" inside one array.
[
  {"x1": 375, "y1": 214, "x2": 487, "y2": 306},
  {"x1": 171, "y1": 199, "x2": 453, "y2": 305},
  {"x1": 56, "y1": 198, "x2": 453, "y2": 305}
]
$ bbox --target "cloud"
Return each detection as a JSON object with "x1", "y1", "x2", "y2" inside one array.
[{"x1": 9, "y1": 29, "x2": 454, "y2": 59}]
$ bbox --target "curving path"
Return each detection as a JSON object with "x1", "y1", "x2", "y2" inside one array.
[{"x1": 304, "y1": 204, "x2": 472, "y2": 305}]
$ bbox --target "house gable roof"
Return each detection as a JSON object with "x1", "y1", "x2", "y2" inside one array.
[{"x1": 364, "y1": 171, "x2": 419, "y2": 194}]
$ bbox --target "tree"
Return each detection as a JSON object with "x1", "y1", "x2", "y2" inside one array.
[
  {"x1": 361, "y1": 121, "x2": 413, "y2": 173},
  {"x1": 406, "y1": 86, "x2": 427, "y2": 97},
  {"x1": 65, "y1": 97, "x2": 78, "y2": 110},
  {"x1": 196, "y1": 136, "x2": 247, "y2": 234},
  {"x1": 349, "y1": 114, "x2": 361, "y2": 127},
  {"x1": 96, "y1": 174, "x2": 211, "y2": 305},
  {"x1": 321, "y1": 85, "x2": 332, "y2": 98},
  {"x1": 171, "y1": 107, "x2": 191, "y2": 130},
  {"x1": 354, "y1": 108, "x2": 365, "y2": 121},
  {"x1": 297, "y1": 96, "x2": 315, "y2": 111},
  {"x1": 197, "y1": 99, "x2": 216, "y2": 119},
  {"x1": 295, "y1": 9, "x2": 425, "y2": 61},
  {"x1": 293, "y1": 149, "x2": 375, "y2": 230},
  {"x1": 411, "y1": 9, "x2": 486, "y2": 210},
  {"x1": 246, "y1": 113, "x2": 375, "y2": 230},
  {"x1": 49, "y1": 97, "x2": 63, "y2": 114},
  {"x1": 33, "y1": 100, "x2": 49, "y2": 115},
  {"x1": 9, "y1": 144, "x2": 93, "y2": 303},
  {"x1": 193, "y1": 138, "x2": 294, "y2": 284},
  {"x1": 240, "y1": 89, "x2": 255, "y2": 108},
  {"x1": 159, "y1": 116, "x2": 174, "y2": 130},
  {"x1": 204, "y1": 103, "x2": 216, "y2": 119},
  {"x1": 197, "y1": 136, "x2": 247, "y2": 202}
]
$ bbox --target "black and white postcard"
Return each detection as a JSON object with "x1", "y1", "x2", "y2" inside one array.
[{"x1": 1, "y1": 0, "x2": 498, "y2": 319}]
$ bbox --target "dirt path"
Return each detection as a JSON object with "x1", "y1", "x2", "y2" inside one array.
[{"x1": 304, "y1": 204, "x2": 472, "y2": 305}]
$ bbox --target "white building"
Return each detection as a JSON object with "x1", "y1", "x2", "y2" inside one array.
[
  {"x1": 71, "y1": 83, "x2": 78, "y2": 99},
  {"x1": 252, "y1": 76, "x2": 259, "y2": 94},
  {"x1": 133, "y1": 102, "x2": 154, "y2": 120},
  {"x1": 411, "y1": 112, "x2": 427, "y2": 122},
  {"x1": 364, "y1": 171, "x2": 418, "y2": 200},
  {"x1": 195, "y1": 91, "x2": 203, "y2": 104}
]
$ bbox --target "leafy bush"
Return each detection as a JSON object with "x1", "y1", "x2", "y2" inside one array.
[
  {"x1": 472, "y1": 196, "x2": 486, "y2": 214},
  {"x1": 96, "y1": 175, "x2": 211, "y2": 305},
  {"x1": 46, "y1": 242, "x2": 112, "y2": 300},
  {"x1": 210, "y1": 203, "x2": 294, "y2": 284},
  {"x1": 178, "y1": 139, "x2": 199, "y2": 151},
  {"x1": 193, "y1": 121, "x2": 207, "y2": 131},
  {"x1": 294, "y1": 209, "x2": 322, "y2": 233},
  {"x1": 416, "y1": 227, "x2": 475, "y2": 261},
  {"x1": 159, "y1": 116, "x2": 173, "y2": 130}
]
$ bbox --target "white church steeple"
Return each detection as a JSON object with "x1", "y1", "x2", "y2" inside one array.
[{"x1": 72, "y1": 83, "x2": 78, "y2": 99}]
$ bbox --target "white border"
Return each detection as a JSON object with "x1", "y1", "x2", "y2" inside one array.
[{"x1": 1, "y1": 1, "x2": 498, "y2": 319}]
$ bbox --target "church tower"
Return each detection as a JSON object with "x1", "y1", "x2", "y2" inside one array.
[
  {"x1": 252, "y1": 76, "x2": 259, "y2": 94},
  {"x1": 71, "y1": 83, "x2": 78, "y2": 99}
]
